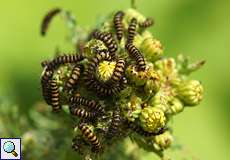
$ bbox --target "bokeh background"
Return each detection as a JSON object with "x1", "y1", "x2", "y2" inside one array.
[{"x1": 0, "y1": 0, "x2": 229, "y2": 159}]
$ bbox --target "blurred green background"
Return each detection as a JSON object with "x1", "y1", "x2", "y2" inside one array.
[{"x1": 0, "y1": 0, "x2": 229, "y2": 159}]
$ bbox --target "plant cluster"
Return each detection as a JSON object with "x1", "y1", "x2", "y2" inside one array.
[{"x1": 40, "y1": 6, "x2": 205, "y2": 160}]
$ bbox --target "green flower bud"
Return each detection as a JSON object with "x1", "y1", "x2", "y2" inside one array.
[
  {"x1": 126, "y1": 65, "x2": 149, "y2": 86},
  {"x1": 124, "y1": 8, "x2": 145, "y2": 26},
  {"x1": 97, "y1": 60, "x2": 116, "y2": 82},
  {"x1": 155, "y1": 58, "x2": 181, "y2": 85},
  {"x1": 126, "y1": 63, "x2": 161, "y2": 87},
  {"x1": 177, "y1": 80, "x2": 204, "y2": 106},
  {"x1": 140, "y1": 38, "x2": 163, "y2": 62},
  {"x1": 140, "y1": 107, "x2": 166, "y2": 132},
  {"x1": 154, "y1": 131, "x2": 173, "y2": 150},
  {"x1": 167, "y1": 98, "x2": 184, "y2": 115},
  {"x1": 133, "y1": 33, "x2": 144, "y2": 49},
  {"x1": 155, "y1": 58, "x2": 177, "y2": 76},
  {"x1": 84, "y1": 39, "x2": 107, "y2": 57},
  {"x1": 149, "y1": 87, "x2": 175, "y2": 114},
  {"x1": 122, "y1": 96, "x2": 142, "y2": 122},
  {"x1": 141, "y1": 30, "x2": 153, "y2": 39}
]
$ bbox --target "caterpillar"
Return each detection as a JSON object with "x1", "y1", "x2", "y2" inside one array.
[
  {"x1": 86, "y1": 50, "x2": 112, "y2": 74},
  {"x1": 41, "y1": 68, "x2": 53, "y2": 105},
  {"x1": 41, "y1": 60, "x2": 51, "y2": 68},
  {"x1": 64, "y1": 65, "x2": 82, "y2": 91},
  {"x1": 109, "y1": 58, "x2": 126, "y2": 84},
  {"x1": 70, "y1": 96, "x2": 105, "y2": 114},
  {"x1": 127, "y1": 18, "x2": 137, "y2": 44},
  {"x1": 139, "y1": 18, "x2": 154, "y2": 28},
  {"x1": 46, "y1": 54, "x2": 84, "y2": 70},
  {"x1": 84, "y1": 76, "x2": 126, "y2": 96},
  {"x1": 70, "y1": 107, "x2": 95, "y2": 119},
  {"x1": 113, "y1": 11, "x2": 125, "y2": 41},
  {"x1": 106, "y1": 110, "x2": 122, "y2": 139},
  {"x1": 92, "y1": 30, "x2": 118, "y2": 58},
  {"x1": 128, "y1": 122, "x2": 165, "y2": 137},
  {"x1": 50, "y1": 79, "x2": 61, "y2": 112},
  {"x1": 78, "y1": 123, "x2": 102, "y2": 152},
  {"x1": 41, "y1": 8, "x2": 61, "y2": 36},
  {"x1": 125, "y1": 43, "x2": 146, "y2": 71}
]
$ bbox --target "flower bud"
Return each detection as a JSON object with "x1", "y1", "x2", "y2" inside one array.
[
  {"x1": 140, "y1": 38, "x2": 163, "y2": 62},
  {"x1": 149, "y1": 87, "x2": 175, "y2": 113},
  {"x1": 126, "y1": 65, "x2": 149, "y2": 86},
  {"x1": 144, "y1": 67, "x2": 161, "y2": 94},
  {"x1": 140, "y1": 107, "x2": 166, "y2": 132},
  {"x1": 123, "y1": 96, "x2": 142, "y2": 122},
  {"x1": 124, "y1": 8, "x2": 145, "y2": 26},
  {"x1": 154, "y1": 131, "x2": 173, "y2": 150},
  {"x1": 141, "y1": 30, "x2": 153, "y2": 39},
  {"x1": 177, "y1": 80, "x2": 204, "y2": 106},
  {"x1": 166, "y1": 98, "x2": 184, "y2": 115}
]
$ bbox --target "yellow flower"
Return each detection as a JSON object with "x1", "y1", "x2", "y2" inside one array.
[
  {"x1": 97, "y1": 60, "x2": 116, "y2": 82},
  {"x1": 140, "y1": 107, "x2": 166, "y2": 132}
]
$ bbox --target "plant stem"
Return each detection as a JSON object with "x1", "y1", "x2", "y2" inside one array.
[{"x1": 131, "y1": 0, "x2": 137, "y2": 9}]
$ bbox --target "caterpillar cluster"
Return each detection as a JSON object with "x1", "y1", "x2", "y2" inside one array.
[
  {"x1": 40, "y1": 8, "x2": 157, "y2": 156},
  {"x1": 39, "y1": 6, "x2": 204, "y2": 160}
]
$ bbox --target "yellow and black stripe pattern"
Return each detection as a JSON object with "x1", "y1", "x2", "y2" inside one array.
[
  {"x1": 86, "y1": 50, "x2": 111, "y2": 74},
  {"x1": 127, "y1": 18, "x2": 137, "y2": 44},
  {"x1": 70, "y1": 107, "x2": 95, "y2": 119},
  {"x1": 47, "y1": 54, "x2": 84, "y2": 70},
  {"x1": 50, "y1": 79, "x2": 61, "y2": 112},
  {"x1": 109, "y1": 58, "x2": 126, "y2": 84},
  {"x1": 125, "y1": 43, "x2": 146, "y2": 71},
  {"x1": 78, "y1": 123, "x2": 102, "y2": 152},
  {"x1": 70, "y1": 96, "x2": 105, "y2": 114},
  {"x1": 106, "y1": 110, "x2": 122, "y2": 139},
  {"x1": 113, "y1": 11, "x2": 125, "y2": 41},
  {"x1": 41, "y1": 68, "x2": 53, "y2": 105},
  {"x1": 41, "y1": 8, "x2": 61, "y2": 36},
  {"x1": 84, "y1": 76, "x2": 127, "y2": 96},
  {"x1": 139, "y1": 18, "x2": 154, "y2": 28},
  {"x1": 65, "y1": 65, "x2": 82, "y2": 91},
  {"x1": 93, "y1": 30, "x2": 118, "y2": 58}
]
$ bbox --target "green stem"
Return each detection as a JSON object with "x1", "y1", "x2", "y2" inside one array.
[{"x1": 131, "y1": 0, "x2": 137, "y2": 9}]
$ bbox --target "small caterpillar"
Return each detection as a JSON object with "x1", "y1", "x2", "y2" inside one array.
[
  {"x1": 126, "y1": 43, "x2": 146, "y2": 71},
  {"x1": 86, "y1": 50, "x2": 112, "y2": 74},
  {"x1": 64, "y1": 65, "x2": 82, "y2": 91},
  {"x1": 139, "y1": 18, "x2": 154, "y2": 28},
  {"x1": 41, "y1": 60, "x2": 51, "y2": 68},
  {"x1": 109, "y1": 58, "x2": 126, "y2": 84},
  {"x1": 78, "y1": 123, "x2": 102, "y2": 152},
  {"x1": 50, "y1": 79, "x2": 61, "y2": 112},
  {"x1": 113, "y1": 11, "x2": 125, "y2": 41},
  {"x1": 106, "y1": 110, "x2": 122, "y2": 139},
  {"x1": 93, "y1": 30, "x2": 118, "y2": 58},
  {"x1": 41, "y1": 8, "x2": 61, "y2": 36},
  {"x1": 127, "y1": 18, "x2": 137, "y2": 44},
  {"x1": 70, "y1": 107, "x2": 95, "y2": 119},
  {"x1": 70, "y1": 96, "x2": 105, "y2": 114},
  {"x1": 46, "y1": 54, "x2": 84, "y2": 70},
  {"x1": 41, "y1": 68, "x2": 53, "y2": 105},
  {"x1": 128, "y1": 122, "x2": 165, "y2": 137},
  {"x1": 85, "y1": 77, "x2": 126, "y2": 96}
]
